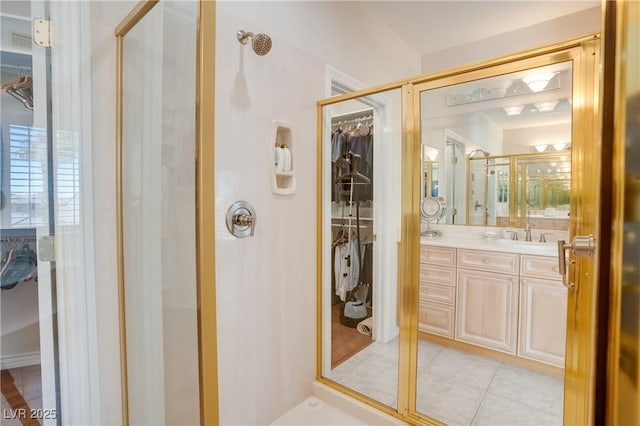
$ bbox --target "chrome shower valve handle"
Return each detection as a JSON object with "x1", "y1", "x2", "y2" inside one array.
[{"x1": 226, "y1": 201, "x2": 257, "y2": 238}]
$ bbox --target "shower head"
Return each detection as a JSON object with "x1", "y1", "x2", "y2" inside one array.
[
  {"x1": 237, "y1": 30, "x2": 272, "y2": 56},
  {"x1": 468, "y1": 149, "x2": 491, "y2": 159}
]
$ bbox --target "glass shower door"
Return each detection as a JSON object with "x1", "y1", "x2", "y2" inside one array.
[
  {"x1": 117, "y1": 2, "x2": 201, "y2": 424},
  {"x1": 1, "y1": 1, "x2": 60, "y2": 424}
]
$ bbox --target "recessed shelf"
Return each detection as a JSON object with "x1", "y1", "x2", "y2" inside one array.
[{"x1": 272, "y1": 120, "x2": 296, "y2": 195}]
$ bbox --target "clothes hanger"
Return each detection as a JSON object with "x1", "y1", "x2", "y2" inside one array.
[
  {"x1": 3, "y1": 75, "x2": 34, "y2": 110},
  {"x1": 331, "y1": 228, "x2": 350, "y2": 248},
  {"x1": 334, "y1": 155, "x2": 370, "y2": 184}
]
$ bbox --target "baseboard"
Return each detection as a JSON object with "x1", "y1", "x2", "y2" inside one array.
[
  {"x1": 0, "y1": 351, "x2": 40, "y2": 369},
  {"x1": 312, "y1": 381, "x2": 407, "y2": 425}
]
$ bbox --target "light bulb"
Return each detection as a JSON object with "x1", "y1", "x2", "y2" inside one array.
[
  {"x1": 503, "y1": 105, "x2": 525, "y2": 116},
  {"x1": 522, "y1": 73, "x2": 556, "y2": 92}
]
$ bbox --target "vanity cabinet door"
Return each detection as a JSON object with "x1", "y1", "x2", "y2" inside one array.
[
  {"x1": 518, "y1": 277, "x2": 567, "y2": 367},
  {"x1": 418, "y1": 302, "x2": 455, "y2": 338},
  {"x1": 456, "y1": 268, "x2": 519, "y2": 354}
]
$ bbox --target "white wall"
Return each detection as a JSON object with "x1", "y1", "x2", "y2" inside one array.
[
  {"x1": 503, "y1": 124, "x2": 572, "y2": 155},
  {"x1": 421, "y1": 7, "x2": 602, "y2": 73},
  {"x1": 0, "y1": 278, "x2": 40, "y2": 366},
  {"x1": 215, "y1": 2, "x2": 420, "y2": 425}
]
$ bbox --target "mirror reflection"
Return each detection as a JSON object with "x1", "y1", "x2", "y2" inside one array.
[
  {"x1": 416, "y1": 61, "x2": 572, "y2": 424},
  {"x1": 421, "y1": 61, "x2": 572, "y2": 231}
]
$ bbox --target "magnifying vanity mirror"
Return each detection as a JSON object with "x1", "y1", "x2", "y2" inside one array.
[{"x1": 421, "y1": 197, "x2": 446, "y2": 237}]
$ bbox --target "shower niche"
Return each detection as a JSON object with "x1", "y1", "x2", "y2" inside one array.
[{"x1": 272, "y1": 120, "x2": 296, "y2": 195}]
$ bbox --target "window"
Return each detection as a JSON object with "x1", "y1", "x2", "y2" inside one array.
[{"x1": 8, "y1": 124, "x2": 48, "y2": 228}]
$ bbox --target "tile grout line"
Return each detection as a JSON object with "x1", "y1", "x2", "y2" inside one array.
[{"x1": 467, "y1": 361, "x2": 501, "y2": 425}]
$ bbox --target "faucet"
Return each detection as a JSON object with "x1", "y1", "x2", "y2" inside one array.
[{"x1": 524, "y1": 223, "x2": 534, "y2": 242}]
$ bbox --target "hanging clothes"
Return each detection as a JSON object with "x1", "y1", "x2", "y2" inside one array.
[
  {"x1": 331, "y1": 129, "x2": 373, "y2": 202},
  {"x1": 348, "y1": 133, "x2": 373, "y2": 201},
  {"x1": 333, "y1": 237, "x2": 360, "y2": 302}
]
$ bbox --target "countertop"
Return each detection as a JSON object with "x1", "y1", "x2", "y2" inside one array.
[{"x1": 420, "y1": 224, "x2": 564, "y2": 257}]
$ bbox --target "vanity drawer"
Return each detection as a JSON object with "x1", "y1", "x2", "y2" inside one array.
[
  {"x1": 457, "y1": 249, "x2": 519, "y2": 274},
  {"x1": 420, "y1": 264, "x2": 456, "y2": 286},
  {"x1": 418, "y1": 302, "x2": 455, "y2": 338},
  {"x1": 419, "y1": 282, "x2": 456, "y2": 305},
  {"x1": 420, "y1": 246, "x2": 456, "y2": 266},
  {"x1": 521, "y1": 255, "x2": 562, "y2": 280}
]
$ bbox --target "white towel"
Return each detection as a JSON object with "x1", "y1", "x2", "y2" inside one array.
[{"x1": 357, "y1": 316, "x2": 373, "y2": 336}]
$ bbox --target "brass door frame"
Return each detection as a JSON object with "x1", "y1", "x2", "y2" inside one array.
[
  {"x1": 317, "y1": 34, "x2": 602, "y2": 426},
  {"x1": 606, "y1": 0, "x2": 640, "y2": 424},
  {"x1": 115, "y1": 1, "x2": 218, "y2": 424}
]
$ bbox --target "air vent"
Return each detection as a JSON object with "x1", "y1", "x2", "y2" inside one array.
[{"x1": 11, "y1": 32, "x2": 32, "y2": 50}]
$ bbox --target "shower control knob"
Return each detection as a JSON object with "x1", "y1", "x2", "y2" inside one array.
[{"x1": 226, "y1": 201, "x2": 257, "y2": 238}]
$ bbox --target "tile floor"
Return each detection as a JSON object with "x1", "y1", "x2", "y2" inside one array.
[
  {"x1": 1, "y1": 365, "x2": 43, "y2": 426},
  {"x1": 330, "y1": 338, "x2": 564, "y2": 426}
]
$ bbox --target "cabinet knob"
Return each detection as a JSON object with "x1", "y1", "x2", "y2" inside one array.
[
  {"x1": 483, "y1": 258, "x2": 490, "y2": 264},
  {"x1": 552, "y1": 266, "x2": 559, "y2": 272}
]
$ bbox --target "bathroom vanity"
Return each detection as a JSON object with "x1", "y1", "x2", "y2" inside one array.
[{"x1": 419, "y1": 227, "x2": 567, "y2": 368}]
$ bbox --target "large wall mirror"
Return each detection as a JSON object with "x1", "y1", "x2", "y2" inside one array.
[
  {"x1": 412, "y1": 52, "x2": 584, "y2": 424},
  {"x1": 420, "y1": 61, "x2": 572, "y2": 232}
]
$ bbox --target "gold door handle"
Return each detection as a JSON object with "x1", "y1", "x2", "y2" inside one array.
[{"x1": 557, "y1": 235, "x2": 596, "y2": 289}]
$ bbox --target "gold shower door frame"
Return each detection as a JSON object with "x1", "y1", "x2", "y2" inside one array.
[
  {"x1": 406, "y1": 37, "x2": 602, "y2": 426},
  {"x1": 317, "y1": 35, "x2": 603, "y2": 426},
  {"x1": 115, "y1": 1, "x2": 218, "y2": 425}
]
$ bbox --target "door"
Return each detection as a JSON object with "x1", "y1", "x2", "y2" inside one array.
[
  {"x1": 605, "y1": 0, "x2": 640, "y2": 424},
  {"x1": 115, "y1": 1, "x2": 218, "y2": 424},
  {"x1": 407, "y1": 36, "x2": 601, "y2": 425},
  {"x1": 1, "y1": 1, "x2": 60, "y2": 424}
]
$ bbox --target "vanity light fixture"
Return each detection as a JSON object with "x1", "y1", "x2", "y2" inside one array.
[
  {"x1": 534, "y1": 100, "x2": 559, "y2": 112},
  {"x1": 503, "y1": 105, "x2": 525, "y2": 116},
  {"x1": 446, "y1": 72, "x2": 560, "y2": 107},
  {"x1": 504, "y1": 80, "x2": 530, "y2": 97},
  {"x1": 553, "y1": 142, "x2": 570, "y2": 151},
  {"x1": 522, "y1": 72, "x2": 556, "y2": 92},
  {"x1": 533, "y1": 144, "x2": 549, "y2": 153}
]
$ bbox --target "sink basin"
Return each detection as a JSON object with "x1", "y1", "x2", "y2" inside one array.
[{"x1": 493, "y1": 239, "x2": 556, "y2": 255}]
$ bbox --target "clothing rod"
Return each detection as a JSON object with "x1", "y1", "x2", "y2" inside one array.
[
  {"x1": 331, "y1": 223, "x2": 369, "y2": 228},
  {"x1": 331, "y1": 108, "x2": 373, "y2": 123},
  {"x1": 1, "y1": 63, "x2": 32, "y2": 72},
  {"x1": 331, "y1": 115, "x2": 373, "y2": 128}
]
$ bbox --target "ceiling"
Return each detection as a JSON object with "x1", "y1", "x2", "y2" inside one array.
[
  {"x1": 1, "y1": 1, "x2": 600, "y2": 58},
  {"x1": 363, "y1": 1, "x2": 600, "y2": 57}
]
